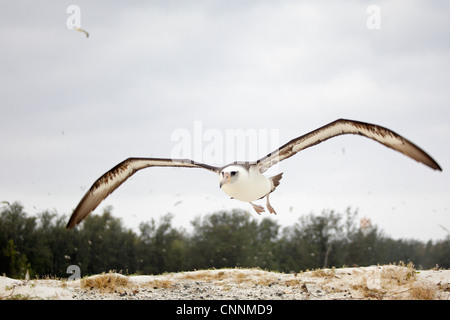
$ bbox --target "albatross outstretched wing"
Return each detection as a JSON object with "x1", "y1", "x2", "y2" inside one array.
[
  {"x1": 256, "y1": 119, "x2": 442, "y2": 173},
  {"x1": 66, "y1": 158, "x2": 220, "y2": 229},
  {"x1": 67, "y1": 120, "x2": 441, "y2": 228}
]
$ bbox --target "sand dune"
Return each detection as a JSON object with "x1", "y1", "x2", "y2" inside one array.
[{"x1": 1, "y1": 265, "x2": 449, "y2": 300}]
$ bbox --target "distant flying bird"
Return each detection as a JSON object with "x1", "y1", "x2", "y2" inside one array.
[
  {"x1": 66, "y1": 119, "x2": 442, "y2": 229},
  {"x1": 1, "y1": 201, "x2": 11, "y2": 207},
  {"x1": 74, "y1": 27, "x2": 89, "y2": 38}
]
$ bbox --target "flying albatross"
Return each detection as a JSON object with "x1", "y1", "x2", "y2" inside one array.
[{"x1": 66, "y1": 119, "x2": 442, "y2": 229}]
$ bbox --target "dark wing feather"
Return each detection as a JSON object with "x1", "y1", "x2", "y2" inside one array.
[
  {"x1": 66, "y1": 158, "x2": 219, "y2": 229},
  {"x1": 256, "y1": 119, "x2": 442, "y2": 173}
]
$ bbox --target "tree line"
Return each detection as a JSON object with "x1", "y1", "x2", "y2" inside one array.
[{"x1": 1, "y1": 201, "x2": 448, "y2": 279}]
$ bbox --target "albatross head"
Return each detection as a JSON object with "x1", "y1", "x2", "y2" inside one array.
[{"x1": 219, "y1": 165, "x2": 246, "y2": 189}]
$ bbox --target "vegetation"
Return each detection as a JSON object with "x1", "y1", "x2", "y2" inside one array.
[{"x1": 0, "y1": 201, "x2": 448, "y2": 279}]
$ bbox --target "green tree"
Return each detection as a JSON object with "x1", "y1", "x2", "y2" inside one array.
[
  {"x1": 0, "y1": 202, "x2": 37, "y2": 278},
  {"x1": 281, "y1": 209, "x2": 344, "y2": 270},
  {"x1": 74, "y1": 207, "x2": 138, "y2": 276},
  {"x1": 253, "y1": 218, "x2": 281, "y2": 270},
  {"x1": 1, "y1": 200, "x2": 449, "y2": 278},
  {"x1": 3, "y1": 239, "x2": 31, "y2": 278},
  {"x1": 137, "y1": 213, "x2": 187, "y2": 274},
  {"x1": 188, "y1": 210, "x2": 260, "y2": 269}
]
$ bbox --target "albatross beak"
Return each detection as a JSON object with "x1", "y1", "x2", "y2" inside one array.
[{"x1": 219, "y1": 172, "x2": 231, "y2": 188}]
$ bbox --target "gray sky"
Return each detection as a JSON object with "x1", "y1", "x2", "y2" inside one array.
[{"x1": 1, "y1": 0, "x2": 449, "y2": 241}]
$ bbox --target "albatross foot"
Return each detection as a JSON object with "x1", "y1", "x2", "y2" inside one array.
[
  {"x1": 250, "y1": 202, "x2": 265, "y2": 215},
  {"x1": 266, "y1": 194, "x2": 277, "y2": 215},
  {"x1": 266, "y1": 202, "x2": 277, "y2": 215}
]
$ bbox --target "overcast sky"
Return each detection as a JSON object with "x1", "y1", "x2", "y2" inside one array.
[{"x1": 1, "y1": 0, "x2": 449, "y2": 241}]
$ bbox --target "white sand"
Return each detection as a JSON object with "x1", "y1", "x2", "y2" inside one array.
[{"x1": 1, "y1": 265, "x2": 449, "y2": 300}]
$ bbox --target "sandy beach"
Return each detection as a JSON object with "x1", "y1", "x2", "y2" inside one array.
[{"x1": 1, "y1": 264, "x2": 449, "y2": 300}]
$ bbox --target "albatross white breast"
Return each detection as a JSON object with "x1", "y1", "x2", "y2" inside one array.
[{"x1": 66, "y1": 119, "x2": 442, "y2": 229}]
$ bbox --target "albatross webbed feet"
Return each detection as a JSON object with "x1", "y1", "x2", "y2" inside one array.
[
  {"x1": 250, "y1": 202, "x2": 265, "y2": 215},
  {"x1": 266, "y1": 194, "x2": 277, "y2": 215}
]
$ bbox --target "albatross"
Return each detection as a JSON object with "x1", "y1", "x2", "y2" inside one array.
[{"x1": 66, "y1": 119, "x2": 442, "y2": 229}]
